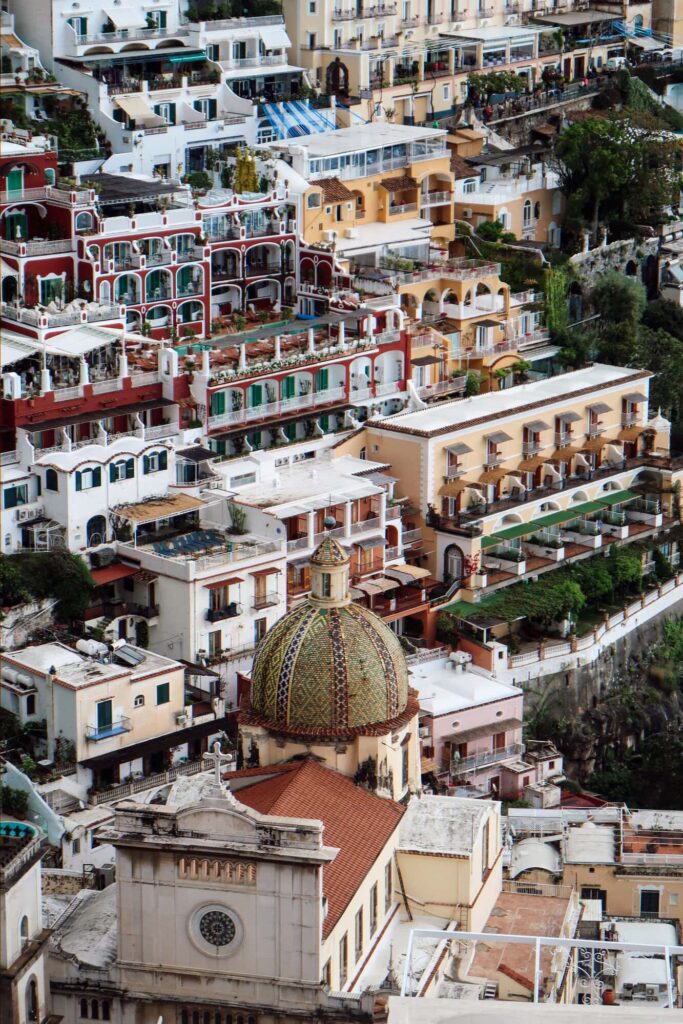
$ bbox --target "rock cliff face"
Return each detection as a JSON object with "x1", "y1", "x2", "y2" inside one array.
[{"x1": 524, "y1": 599, "x2": 683, "y2": 782}]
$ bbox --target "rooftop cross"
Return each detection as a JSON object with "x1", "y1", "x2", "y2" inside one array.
[{"x1": 203, "y1": 740, "x2": 232, "y2": 787}]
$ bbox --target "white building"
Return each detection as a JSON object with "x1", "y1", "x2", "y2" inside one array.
[
  {"x1": 8, "y1": 0, "x2": 315, "y2": 174},
  {"x1": 0, "y1": 640, "x2": 228, "y2": 791}
]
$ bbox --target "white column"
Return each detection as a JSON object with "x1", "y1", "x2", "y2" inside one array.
[
  {"x1": 118, "y1": 350, "x2": 129, "y2": 379},
  {"x1": 202, "y1": 348, "x2": 210, "y2": 374},
  {"x1": 79, "y1": 359, "x2": 89, "y2": 386},
  {"x1": 274, "y1": 335, "x2": 282, "y2": 360},
  {"x1": 344, "y1": 501, "x2": 353, "y2": 539},
  {"x1": 307, "y1": 328, "x2": 315, "y2": 354},
  {"x1": 338, "y1": 321, "x2": 346, "y2": 349},
  {"x1": 239, "y1": 345, "x2": 247, "y2": 370},
  {"x1": 378, "y1": 490, "x2": 386, "y2": 529},
  {"x1": 307, "y1": 510, "x2": 316, "y2": 547},
  {"x1": 40, "y1": 367, "x2": 52, "y2": 394}
]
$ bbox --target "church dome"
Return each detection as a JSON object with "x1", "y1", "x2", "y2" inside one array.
[{"x1": 248, "y1": 538, "x2": 410, "y2": 735}]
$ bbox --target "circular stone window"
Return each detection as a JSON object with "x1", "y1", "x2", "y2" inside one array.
[{"x1": 190, "y1": 904, "x2": 243, "y2": 957}]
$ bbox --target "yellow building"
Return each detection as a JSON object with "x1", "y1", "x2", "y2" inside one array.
[
  {"x1": 281, "y1": 0, "x2": 649, "y2": 125},
  {"x1": 268, "y1": 123, "x2": 456, "y2": 265},
  {"x1": 335, "y1": 364, "x2": 679, "y2": 598}
]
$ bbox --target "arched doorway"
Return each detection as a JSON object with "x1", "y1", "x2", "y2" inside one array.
[
  {"x1": 641, "y1": 254, "x2": 658, "y2": 300},
  {"x1": 444, "y1": 542, "x2": 465, "y2": 583},
  {"x1": 1, "y1": 272, "x2": 17, "y2": 303},
  {"x1": 86, "y1": 515, "x2": 107, "y2": 547},
  {"x1": 25, "y1": 977, "x2": 38, "y2": 1022},
  {"x1": 326, "y1": 58, "x2": 349, "y2": 96},
  {"x1": 625, "y1": 260, "x2": 638, "y2": 276}
]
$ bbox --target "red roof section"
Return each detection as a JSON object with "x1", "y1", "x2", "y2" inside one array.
[
  {"x1": 235, "y1": 758, "x2": 404, "y2": 937},
  {"x1": 91, "y1": 563, "x2": 139, "y2": 586}
]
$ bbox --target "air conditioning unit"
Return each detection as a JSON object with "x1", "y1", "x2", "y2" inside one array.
[
  {"x1": 462, "y1": 208, "x2": 473, "y2": 218},
  {"x1": 345, "y1": 228, "x2": 359, "y2": 238},
  {"x1": 323, "y1": 230, "x2": 337, "y2": 242},
  {"x1": 419, "y1": 726, "x2": 431, "y2": 738},
  {"x1": 176, "y1": 712, "x2": 189, "y2": 726},
  {"x1": 17, "y1": 506, "x2": 43, "y2": 522}
]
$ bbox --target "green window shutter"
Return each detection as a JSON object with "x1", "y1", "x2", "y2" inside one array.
[
  {"x1": 315, "y1": 368, "x2": 328, "y2": 391},
  {"x1": 92, "y1": 467, "x2": 102, "y2": 487},
  {"x1": 282, "y1": 376, "x2": 295, "y2": 399},
  {"x1": 208, "y1": 99, "x2": 217, "y2": 120},
  {"x1": 159, "y1": 449, "x2": 168, "y2": 471},
  {"x1": 109, "y1": 464, "x2": 117, "y2": 482},
  {"x1": 75, "y1": 471, "x2": 82, "y2": 491},
  {"x1": 126, "y1": 458, "x2": 135, "y2": 479},
  {"x1": 210, "y1": 391, "x2": 225, "y2": 416},
  {"x1": 36, "y1": 477, "x2": 41, "y2": 497},
  {"x1": 168, "y1": 102, "x2": 176, "y2": 125},
  {"x1": 4, "y1": 487, "x2": 16, "y2": 509},
  {"x1": 143, "y1": 454, "x2": 150, "y2": 475},
  {"x1": 156, "y1": 682, "x2": 170, "y2": 705}
]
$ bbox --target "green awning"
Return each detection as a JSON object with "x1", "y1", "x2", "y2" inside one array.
[
  {"x1": 481, "y1": 498, "x2": 610, "y2": 549},
  {"x1": 598, "y1": 489, "x2": 638, "y2": 507},
  {"x1": 168, "y1": 51, "x2": 207, "y2": 63}
]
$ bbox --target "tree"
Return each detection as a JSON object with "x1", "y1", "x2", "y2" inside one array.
[
  {"x1": 544, "y1": 266, "x2": 569, "y2": 337},
  {"x1": 590, "y1": 271, "x2": 646, "y2": 365},
  {"x1": 554, "y1": 116, "x2": 678, "y2": 233},
  {"x1": 637, "y1": 325, "x2": 683, "y2": 423},
  {"x1": 467, "y1": 70, "x2": 525, "y2": 102},
  {"x1": 464, "y1": 371, "x2": 484, "y2": 396}
]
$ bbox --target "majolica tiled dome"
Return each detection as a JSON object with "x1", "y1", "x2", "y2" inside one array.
[{"x1": 249, "y1": 539, "x2": 409, "y2": 734}]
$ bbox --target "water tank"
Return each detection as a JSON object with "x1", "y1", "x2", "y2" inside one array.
[{"x1": 76, "y1": 638, "x2": 109, "y2": 658}]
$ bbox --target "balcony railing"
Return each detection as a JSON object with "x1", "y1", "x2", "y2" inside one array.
[
  {"x1": 206, "y1": 602, "x2": 243, "y2": 622},
  {"x1": 402, "y1": 528, "x2": 423, "y2": 547},
  {"x1": 252, "y1": 591, "x2": 281, "y2": 609},
  {"x1": 388, "y1": 202, "x2": 417, "y2": 215},
  {"x1": 85, "y1": 715, "x2": 132, "y2": 741},
  {"x1": 0, "y1": 237, "x2": 74, "y2": 256},
  {"x1": 451, "y1": 742, "x2": 524, "y2": 774},
  {"x1": 351, "y1": 516, "x2": 382, "y2": 534},
  {"x1": 483, "y1": 451, "x2": 504, "y2": 468},
  {"x1": 74, "y1": 25, "x2": 183, "y2": 44},
  {"x1": 420, "y1": 190, "x2": 452, "y2": 207},
  {"x1": 554, "y1": 432, "x2": 573, "y2": 448},
  {"x1": 587, "y1": 423, "x2": 606, "y2": 438},
  {"x1": 522, "y1": 440, "x2": 542, "y2": 455},
  {"x1": 209, "y1": 387, "x2": 347, "y2": 429},
  {"x1": 621, "y1": 412, "x2": 640, "y2": 426}
]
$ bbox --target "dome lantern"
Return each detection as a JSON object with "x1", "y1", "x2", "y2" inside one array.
[{"x1": 310, "y1": 536, "x2": 350, "y2": 608}]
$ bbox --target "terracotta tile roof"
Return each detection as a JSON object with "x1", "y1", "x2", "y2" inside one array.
[
  {"x1": 236, "y1": 757, "x2": 404, "y2": 938},
  {"x1": 317, "y1": 178, "x2": 355, "y2": 203},
  {"x1": 380, "y1": 175, "x2": 418, "y2": 192},
  {"x1": 450, "y1": 154, "x2": 475, "y2": 179}
]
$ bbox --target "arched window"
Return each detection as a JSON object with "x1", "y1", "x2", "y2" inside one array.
[
  {"x1": 44, "y1": 168, "x2": 56, "y2": 186},
  {"x1": 444, "y1": 543, "x2": 464, "y2": 583},
  {"x1": 75, "y1": 211, "x2": 94, "y2": 233},
  {"x1": 523, "y1": 200, "x2": 532, "y2": 227},
  {"x1": 80, "y1": 998, "x2": 89, "y2": 1018},
  {"x1": 26, "y1": 978, "x2": 38, "y2": 1022},
  {"x1": 99, "y1": 280, "x2": 111, "y2": 304},
  {"x1": 534, "y1": 201, "x2": 541, "y2": 219},
  {"x1": 134, "y1": 694, "x2": 145, "y2": 708},
  {"x1": 20, "y1": 915, "x2": 29, "y2": 946},
  {"x1": 45, "y1": 468, "x2": 58, "y2": 491},
  {"x1": 91, "y1": 999, "x2": 100, "y2": 1020},
  {"x1": 101, "y1": 1003, "x2": 110, "y2": 1021},
  {"x1": 552, "y1": 191, "x2": 562, "y2": 215}
]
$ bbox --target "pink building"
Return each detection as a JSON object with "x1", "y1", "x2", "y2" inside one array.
[{"x1": 409, "y1": 649, "x2": 560, "y2": 800}]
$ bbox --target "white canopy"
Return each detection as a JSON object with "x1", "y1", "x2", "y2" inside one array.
[
  {"x1": 259, "y1": 24, "x2": 291, "y2": 49},
  {"x1": 104, "y1": 6, "x2": 148, "y2": 29},
  {"x1": 114, "y1": 95, "x2": 165, "y2": 127}
]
